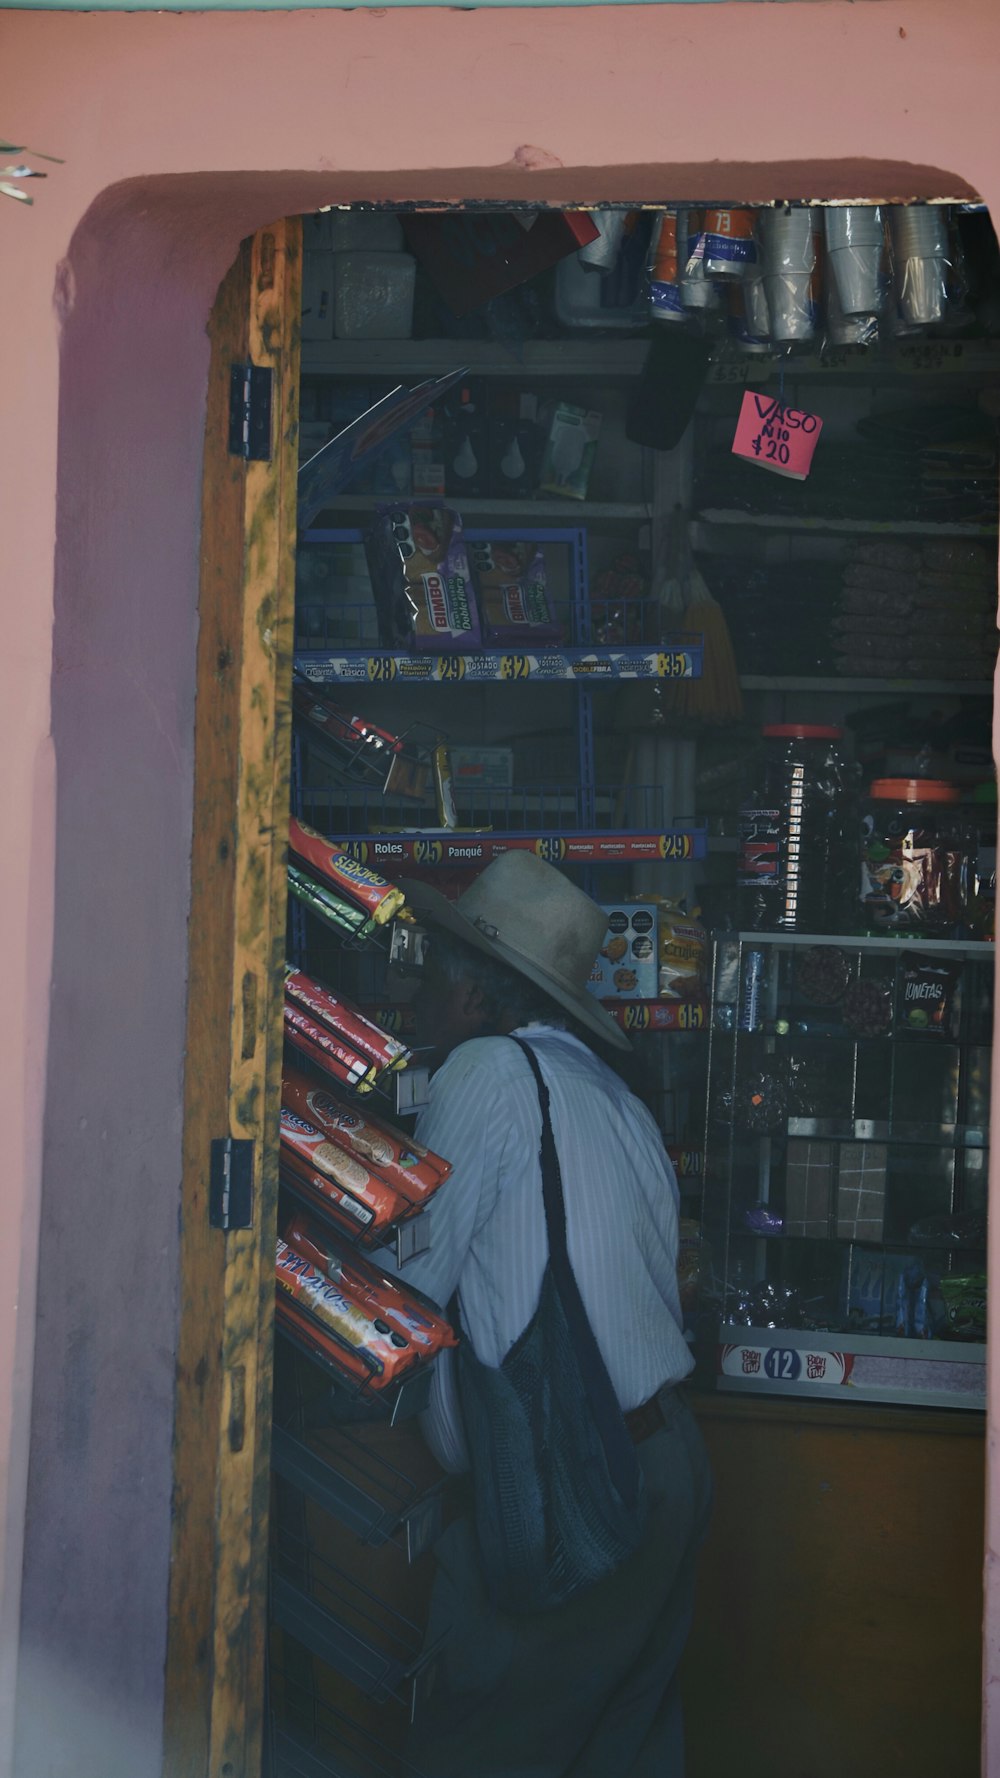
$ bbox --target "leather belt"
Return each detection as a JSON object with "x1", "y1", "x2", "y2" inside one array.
[{"x1": 624, "y1": 1392, "x2": 668, "y2": 1445}]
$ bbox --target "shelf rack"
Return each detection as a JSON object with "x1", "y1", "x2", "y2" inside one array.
[
  {"x1": 300, "y1": 338, "x2": 649, "y2": 378},
  {"x1": 697, "y1": 510, "x2": 998, "y2": 539},
  {"x1": 295, "y1": 527, "x2": 702, "y2": 682},
  {"x1": 700, "y1": 932, "x2": 993, "y2": 1409},
  {"x1": 740, "y1": 675, "x2": 995, "y2": 697},
  {"x1": 314, "y1": 494, "x2": 649, "y2": 523},
  {"x1": 302, "y1": 336, "x2": 1000, "y2": 387}
]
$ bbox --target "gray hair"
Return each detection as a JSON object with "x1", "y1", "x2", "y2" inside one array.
[{"x1": 428, "y1": 930, "x2": 569, "y2": 1033}]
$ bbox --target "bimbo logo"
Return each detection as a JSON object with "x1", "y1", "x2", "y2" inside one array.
[{"x1": 423, "y1": 573, "x2": 450, "y2": 631}]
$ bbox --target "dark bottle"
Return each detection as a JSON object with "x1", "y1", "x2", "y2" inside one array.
[{"x1": 737, "y1": 724, "x2": 854, "y2": 934}]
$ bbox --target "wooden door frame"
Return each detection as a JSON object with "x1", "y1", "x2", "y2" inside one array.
[{"x1": 162, "y1": 218, "x2": 301, "y2": 1778}]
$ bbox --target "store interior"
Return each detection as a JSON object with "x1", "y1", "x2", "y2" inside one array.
[{"x1": 264, "y1": 202, "x2": 998, "y2": 1778}]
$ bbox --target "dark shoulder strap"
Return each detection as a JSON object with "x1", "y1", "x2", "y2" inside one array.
[
  {"x1": 510, "y1": 1036, "x2": 571, "y2": 1271},
  {"x1": 509, "y1": 1036, "x2": 641, "y2": 1507}
]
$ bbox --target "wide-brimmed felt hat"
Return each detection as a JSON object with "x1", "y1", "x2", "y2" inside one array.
[{"x1": 400, "y1": 851, "x2": 630, "y2": 1052}]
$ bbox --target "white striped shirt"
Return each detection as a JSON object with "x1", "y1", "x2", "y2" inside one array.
[{"x1": 391, "y1": 1024, "x2": 693, "y2": 1473}]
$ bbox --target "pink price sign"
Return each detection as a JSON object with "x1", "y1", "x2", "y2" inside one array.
[{"x1": 731, "y1": 390, "x2": 823, "y2": 481}]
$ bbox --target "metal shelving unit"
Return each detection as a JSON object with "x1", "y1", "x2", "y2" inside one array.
[
  {"x1": 701, "y1": 932, "x2": 991, "y2": 1412},
  {"x1": 295, "y1": 527, "x2": 704, "y2": 895}
]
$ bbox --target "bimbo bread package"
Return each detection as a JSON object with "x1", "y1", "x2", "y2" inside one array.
[
  {"x1": 468, "y1": 538, "x2": 562, "y2": 646},
  {"x1": 365, "y1": 502, "x2": 482, "y2": 651}
]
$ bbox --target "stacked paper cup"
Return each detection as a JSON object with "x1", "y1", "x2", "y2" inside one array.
[
  {"x1": 824, "y1": 206, "x2": 883, "y2": 316},
  {"x1": 742, "y1": 257, "x2": 772, "y2": 346},
  {"x1": 760, "y1": 207, "x2": 817, "y2": 343},
  {"x1": 826, "y1": 275, "x2": 877, "y2": 349},
  {"x1": 889, "y1": 205, "x2": 950, "y2": 325}
]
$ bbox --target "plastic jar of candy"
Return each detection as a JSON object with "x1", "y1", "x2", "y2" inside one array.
[
  {"x1": 860, "y1": 779, "x2": 972, "y2": 935},
  {"x1": 737, "y1": 725, "x2": 854, "y2": 933}
]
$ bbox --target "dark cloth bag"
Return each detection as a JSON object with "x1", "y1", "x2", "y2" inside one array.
[{"x1": 454, "y1": 1037, "x2": 647, "y2": 1615}]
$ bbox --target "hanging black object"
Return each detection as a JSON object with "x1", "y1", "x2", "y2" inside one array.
[{"x1": 625, "y1": 329, "x2": 712, "y2": 453}]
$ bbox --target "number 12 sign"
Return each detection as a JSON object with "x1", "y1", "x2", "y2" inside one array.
[{"x1": 731, "y1": 390, "x2": 823, "y2": 481}]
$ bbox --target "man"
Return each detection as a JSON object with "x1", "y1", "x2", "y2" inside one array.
[{"x1": 389, "y1": 850, "x2": 711, "y2": 1778}]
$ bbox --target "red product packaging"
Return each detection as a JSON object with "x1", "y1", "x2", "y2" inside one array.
[
  {"x1": 275, "y1": 1213, "x2": 457, "y2": 1391},
  {"x1": 292, "y1": 682, "x2": 404, "y2": 759},
  {"x1": 285, "y1": 968, "x2": 410, "y2": 1074},
  {"x1": 401, "y1": 211, "x2": 599, "y2": 317},
  {"x1": 288, "y1": 816, "x2": 406, "y2": 925},
  {"x1": 281, "y1": 1064, "x2": 451, "y2": 1207},
  {"x1": 280, "y1": 1106, "x2": 412, "y2": 1230},
  {"x1": 284, "y1": 1004, "x2": 376, "y2": 1093}
]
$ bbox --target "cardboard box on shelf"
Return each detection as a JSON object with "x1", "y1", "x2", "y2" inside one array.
[
  {"x1": 587, "y1": 904, "x2": 659, "y2": 1001},
  {"x1": 449, "y1": 746, "x2": 515, "y2": 791},
  {"x1": 539, "y1": 403, "x2": 602, "y2": 501}
]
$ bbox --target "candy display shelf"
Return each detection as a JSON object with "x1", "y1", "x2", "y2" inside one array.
[
  {"x1": 599, "y1": 999, "x2": 709, "y2": 1034},
  {"x1": 319, "y1": 831, "x2": 706, "y2": 868},
  {"x1": 295, "y1": 642, "x2": 702, "y2": 685}
]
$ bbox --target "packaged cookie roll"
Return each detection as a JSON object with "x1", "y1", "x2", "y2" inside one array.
[
  {"x1": 275, "y1": 1213, "x2": 457, "y2": 1392},
  {"x1": 288, "y1": 815, "x2": 406, "y2": 925},
  {"x1": 282, "y1": 1062, "x2": 451, "y2": 1208},
  {"x1": 365, "y1": 502, "x2": 482, "y2": 651},
  {"x1": 285, "y1": 967, "x2": 411, "y2": 1076},
  {"x1": 279, "y1": 1106, "x2": 413, "y2": 1243}
]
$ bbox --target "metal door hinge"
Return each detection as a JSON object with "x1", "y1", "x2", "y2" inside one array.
[
  {"x1": 209, "y1": 1136, "x2": 255, "y2": 1230},
  {"x1": 228, "y1": 363, "x2": 272, "y2": 461}
]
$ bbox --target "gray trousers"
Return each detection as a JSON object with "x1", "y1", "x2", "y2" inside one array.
[{"x1": 411, "y1": 1391, "x2": 712, "y2": 1778}]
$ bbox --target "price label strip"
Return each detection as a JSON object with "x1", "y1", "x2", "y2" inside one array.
[
  {"x1": 294, "y1": 646, "x2": 702, "y2": 686},
  {"x1": 731, "y1": 390, "x2": 823, "y2": 481},
  {"x1": 600, "y1": 1000, "x2": 708, "y2": 1034},
  {"x1": 323, "y1": 830, "x2": 707, "y2": 868}
]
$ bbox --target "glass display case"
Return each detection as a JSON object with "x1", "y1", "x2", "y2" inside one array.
[{"x1": 701, "y1": 932, "x2": 990, "y2": 1409}]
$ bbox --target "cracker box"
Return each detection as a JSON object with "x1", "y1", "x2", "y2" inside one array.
[{"x1": 586, "y1": 904, "x2": 659, "y2": 1001}]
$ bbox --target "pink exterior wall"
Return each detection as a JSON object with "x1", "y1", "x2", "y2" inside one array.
[{"x1": 2, "y1": 3, "x2": 998, "y2": 1773}]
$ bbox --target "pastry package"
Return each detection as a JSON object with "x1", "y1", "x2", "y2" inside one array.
[
  {"x1": 653, "y1": 900, "x2": 707, "y2": 1003},
  {"x1": 467, "y1": 539, "x2": 562, "y2": 646},
  {"x1": 365, "y1": 502, "x2": 482, "y2": 651},
  {"x1": 275, "y1": 1212, "x2": 457, "y2": 1392}
]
